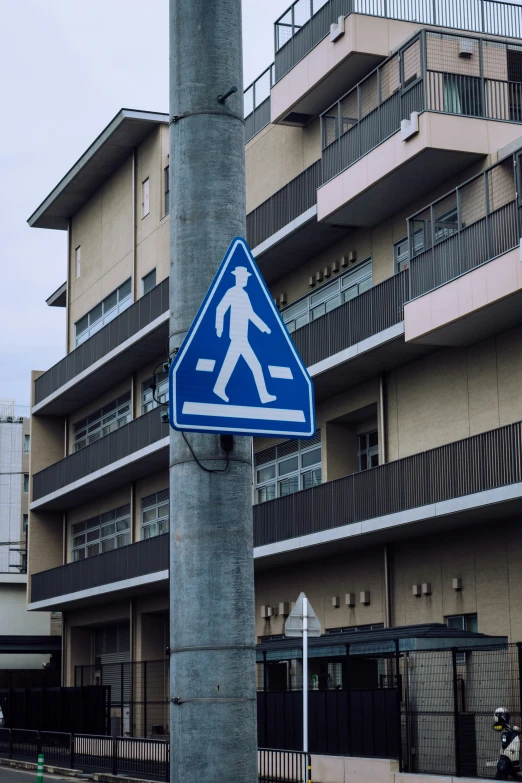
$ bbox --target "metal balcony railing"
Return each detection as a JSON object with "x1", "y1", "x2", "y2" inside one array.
[
  {"x1": 321, "y1": 29, "x2": 522, "y2": 185},
  {"x1": 408, "y1": 151, "x2": 520, "y2": 298},
  {"x1": 253, "y1": 419, "x2": 522, "y2": 547},
  {"x1": 31, "y1": 532, "x2": 168, "y2": 603},
  {"x1": 275, "y1": 0, "x2": 522, "y2": 82},
  {"x1": 33, "y1": 278, "x2": 169, "y2": 406},
  {"x1": 246, "y1": 160, "x2": 322, "y2": 249},
  {"x1": 32, "y1": 407, "x2": 166, "y2": 502},
  {"x1": 244, "y1": 64, "x2": 275, "y2": 143}
]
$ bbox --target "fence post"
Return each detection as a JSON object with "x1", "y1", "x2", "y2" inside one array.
[
  {"x1": 8, "y1": 728, "x2": 12, "y2": 760},
  {"x1": 143, "y1": 661, "x2": 147, "y2": 739},
  {"x1": 70, "y1": 733, "x2": 75, "y2": 770},
  {"x1": 165, "y1": 739, "x2": 170, "y2": 782},
  {"x1": 37, "y1": 729, "x2": 42, "y2": 758},
  {"x1": 112, "y1": 737, "x2": 118, "y2": 776},
  {"x1": 517, "y1": 642, "x2": 522, "y2": 717},
  {"x1": 395, "y1": 640, "x2": 403, "y2": 773},
  {"x1": 120, "y1": 662, "x2": 124, "y2": 737},
  {"x1": 452, "y1": 648, "x2": 461, "y2": 778}
]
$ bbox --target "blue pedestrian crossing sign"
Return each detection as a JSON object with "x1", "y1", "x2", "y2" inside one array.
[{"x1": 169, "y1": 237, "x2": 315, "y2": 438}]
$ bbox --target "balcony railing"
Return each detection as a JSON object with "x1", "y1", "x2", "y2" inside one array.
[
  {"x1": 253, "y1": 419, "x2": 522, "y2": 547},
  {"x1": 246, "y1": 160, "x2": 322, "y2": 249},
  {"x1": 275, "y1": 0, "x2": 522, "y2": 82},
  {"x1": 244, "y1": 65, "x2": 275, "y2": 143},
  {"x1": 33, "y1": 278, "x2": 169, "y2": 406},
  {"x1": 408, "y1": 151, "x2": 520, "y2": 299},
  {"x1": 32, "y1": 407, "x2": 165, "y2": 502},
  {"x1": 31, "y1": 533, "x2": 168, "y2": 604},
  {"x1": 321, "y1": 30, "x2": 522, "y2": 185},
  {"x1": 291, "y1": 270, "x2": 409, "y2": 366}
]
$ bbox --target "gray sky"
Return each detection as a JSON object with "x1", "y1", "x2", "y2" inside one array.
[{"x1": 0, "y1": 0, "x2": 289, "y2": 406}]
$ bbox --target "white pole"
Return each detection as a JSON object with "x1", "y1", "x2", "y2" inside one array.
[{"x1": 302, "y1": 595, "x2": 308, "y2": 783}]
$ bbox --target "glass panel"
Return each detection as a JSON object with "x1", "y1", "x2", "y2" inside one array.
[
  {"x1": 102, "y1": 538, "x2": 116, "y2": 552},
  {"x1": 158, "y1": 503, "x2": 169, "y2": 518},
  {"x1": 116, "y1": 518, "x2": 130, "y2": 532},
  {"x1": 311, "y1": 303, "x2": 325, "y2": 320},
  {"x1": 369, "y1": 431, "x2": 378, "y2": 448},
  {"x1": 257, "y1": 485, "x2": 276, "y2": 503},
  {"x1": 301, "y1": 447, "x2": 321, "y2": 469},
  {"x1": 341, "y1": 261, "x2": 371, "y2": 288},
  {"x1": 257, "y1": 464, "x2": 276, "y2": 483},
  {"x1": 101, "y1": 523, "x2": 116, "y2": 538},
  {"x1": 358, "y1": 277, "x2": 372, "y2": 294},
  {"x1": 87, "y1": 543, "x2": 100, "y2": 557},
  {"x1": 75, "y1": 315, "x2": 88, "y2": 336},
  {"x1": 73, "y1": 535, "x2": 85, "y2": 547},
  {"x1": 447, "y1": 616, "x2": 465, "y2": 630},
  {"x1": 310, "y1": 280, "x2": 337, "y2": 305},
  {"x1": 87, "y1": 529, "x2": 99, "y2": 543},
  {"x1": 342, "y1": 286, "x2": 359, "y2": 303},
  {"x1": 72, "y1": 521, "x2": 86, "y2": 535},
  {"x1": 370, "y1": 453, "x2": 379, "y2": 468},
  {"x1": 295, "y1": 313, "x2": 309, "y2": 329},
  {"x1": 117, "y1": 533, "x2": 130, "y2": 547},
  {"x1": 118, "y1": 279, "x2": 132, "y2": 300},
  {"x1": 278, "y1": 456, "x2": 298, "y2": 476},
  {"x1": 325, "y1": 295, "x2": 340, "y2": 313},
  {"x1": 465, "y1": 615, "x2": 478, "y2": 633},
  {"x1": 143, "y1": 508, "x2": 157, "y2": 523},
  {"x1": 89, "y1": 303, "x2": 103, "y2": 325},
  {"x1": 279, "y1": 476, "x2": 299, "y2": 496},
  {"x1": 302, "y1": 468, "x2": 322, "y2": 490},
  {"x1": 103, "y1": 291, "x2": 118, "y2": 313},
  {"x1": 359, "y1": 454, "x2": 368, "y2": 471}
]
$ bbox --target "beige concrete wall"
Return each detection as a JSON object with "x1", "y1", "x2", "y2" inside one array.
[
  {"x1": 255, "y1": 547, "x2": 384, "y2": 639},
  {"x1": 27, "y1": 511, "x2": 63, "y2": 602},
  {"x1": 67, "y1": 124, "x2": 169, "y2": 352},
  {"x1": 387, "y1": 324, "x2": 522, "y2": 459},
  {"x1": 246, "y1": 119, "x2": 321, "y2": 213}
]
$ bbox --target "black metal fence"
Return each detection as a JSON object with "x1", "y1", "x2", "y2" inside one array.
[
  {"x1": 254, "y1": 418, "x2": 522, "y2": 547},
  {"x1": 0, "y1": 686, "x2": 109, "y2": 735},
  {"x1": 275, "y1": 0, "x2": 522, "y2": 81},
  {"x1": 0, "y1": 669, "x2": 60, "y2": 690},
  {"x1": 0, "y1": 729, "x2": 309, "y2": 783},
  {"x1": 34, "y1": 278, "x2": 169, "y2": 406},
  {"x1": 32, "y1": 533, "x2": 168, "y2": 604},
  {"x1": 32, "y1": 406, "x2": 166, "y2": 502}
]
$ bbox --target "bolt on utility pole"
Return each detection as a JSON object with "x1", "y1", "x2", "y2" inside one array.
[{"x1": 168, "y1": 1, "x2": 257, "y2": 782}]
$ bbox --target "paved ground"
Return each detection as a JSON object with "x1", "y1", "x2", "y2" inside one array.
[{"x1": 0, "y1": 768, "x2": 79, "y2": 781}]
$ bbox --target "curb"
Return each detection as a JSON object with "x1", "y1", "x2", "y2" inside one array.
[
  {"x1": 0, "y1": 757, "x2": 81, "y2": 776},
  {"x1": 92, "y1": 775, "x2": 159, "y2": 783}
]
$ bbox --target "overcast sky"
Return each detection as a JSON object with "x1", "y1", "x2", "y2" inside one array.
[{"x1": 0, "y1": 0, "x2": 289, "y2": 407}]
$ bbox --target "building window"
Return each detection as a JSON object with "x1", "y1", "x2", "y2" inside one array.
[
  {"x1": 73, "y1": 392, "x2": 131, "y2": 452},
  {"x1": 281, "y1": 259, "x2": 372, "y2": 334},
  {"x1": 142, "y1": 177, "x2": 150, "y2": 217},
  {"x1": 142, "y1": 269, "x2": 156, "y2": 296},
  {"x1": 444, "y1": 74, "x2": 483, "y2": 117},
  {"x1": 142, "y1": 371, "x2": 168, "y2": 413},
  {"x1": 446, "y1": 614, "x2": 478, "y2": 633},
  {"x1": 164, "y1": 166, "x2": 169, "y2": 215},
  {"x1": 23, "y1": 434, "x2": 30, "y2": 453},
  {"x1": 75, "y1": 245, "x2": 81, "y2": 279},
  {"x1": 434, "y1": 206, "x2": 458, "y2": 243},
  {"x1": 394, "y1": 238, "x2": 410, "y2": 273},
  {"x1": 326, "y1": 623, "x2": 385, "y2": 634},
  {"x1": 358, "y1": 430, "x2": 379, "y2": 471},
  {"x1": 23, "y1": 474, "x2": 29, "y2": 493},
  {"x1": 72, "y1": 504, "x2": 131, "y2": 561},
  {"x1": 94, "y1": 623, "x2": 130, "y2": 656},
  {"x1": 141, "y1": 489, "x2": 169, "y2": 539},
  {"x1": 74, "y1": 279, "x2": 132, "y2": 346},
  {"x1": 254, "y1": 430, "x2": 322, "y2": 504},
  {"x1": 22, "y1": 514, "x2": 28, "y2": 533}
]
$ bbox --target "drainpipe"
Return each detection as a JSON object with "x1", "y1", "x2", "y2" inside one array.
[
  {"x1": 132, "y1": 149, "x2": 137, "y2": 301},
  {"x1": 66, "y1": 219, "x2": 72, "y2": 353}
]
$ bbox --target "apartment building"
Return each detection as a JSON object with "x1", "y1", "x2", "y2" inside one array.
[
  {"x1": 0, "y1": 400, "x2": 55, "y2": 668},
  {"x1": 25, "y1": 0, "x2": 522, "y2": 739}
]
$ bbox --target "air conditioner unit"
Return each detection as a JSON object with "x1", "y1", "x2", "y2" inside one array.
[
  {"x1": 459, "y1": 38, "x2": 474, "y2": 58},
  {"x1": 260, "y1": 605, "x2": 273, "y2": 619}
]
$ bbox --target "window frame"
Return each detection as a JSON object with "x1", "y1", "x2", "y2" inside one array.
[
  {"x1": 23, "y1": 434, "x2": 30, "y2": 453},
  {"x1": 254, "y1": 432, "x2": 322, "y2": 504},
  {"x1": 23, "y1": 474, "x2": 29, "y2": 493},
  {"x1": 281, "y1": 259, "x2": 372, "y2": 334},
  {"x1": 357, "y1": 430, "x2": 379, "y2": 472},
  {"x1": 141, "y1": 489, "x2": 170, "y2": 539},
  {"x1": 72, "y1": 392, "x2": 131, "y2": 452},
  {"x1": 142, "y1": 177, "x2": 150, "y2": 218},
  {"x1": 71, "y1": 504, "x2": 131, "y2": 562},
  {"x1": 74, "y1": 279, "x2": 132, "y2": 346},
  {"x1": 142, "y1": 371, "x2": 169, "y2": 414},
  {"x1": 142, "y1": 268, "x2": 156, "y2": 296}
]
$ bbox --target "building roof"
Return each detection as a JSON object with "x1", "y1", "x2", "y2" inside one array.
[
  {"x1": 27, "y1": 108, "x2": 168, "y2": 230},
  {"x1": 256, "y1": 623, "x2": 508, "y2": 660},
  {"x1": 46, "y1": 281, "x2": 67, "y2": 307}
]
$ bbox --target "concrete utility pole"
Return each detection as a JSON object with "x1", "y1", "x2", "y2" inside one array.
[{"x1": 168, "y1": 2, "x2": 257, "y2": 782}]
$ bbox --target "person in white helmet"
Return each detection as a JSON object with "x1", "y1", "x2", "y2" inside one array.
[{"x1": 213, "y1": 266, "x2": 276, "y2": 405}]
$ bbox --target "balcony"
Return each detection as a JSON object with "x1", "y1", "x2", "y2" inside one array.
[
  {"x1": 244, "y1": 65, "x2": 274, "y2": 143},
  {"x1": 253, "y1": 419, "x2": 522, "y2": 562},
  {"x1": 273, "y1": 0, "x2": 522, "y2": 99},
  {"x1": 317, "y1": 30, "x2": 522, "y2": 229},
  {"x1": 33, "y1": 278, "x2": 169, "y2": 416},
  {"x1": 405, "y1": 151, "x2": 522, "y2": 346},
  {"x1": 31, "y1": 408, "x2": 168, "y2": 511},
  {"x1": 30, "y1": 533, "x2": 168, "y2": 610}
]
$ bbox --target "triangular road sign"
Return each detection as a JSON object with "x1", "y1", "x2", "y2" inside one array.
[
  {"x1": 285, "y1": 592, "x2": 321, "y2": 638},
  {"x1": 169, "y1": 237, "x2": 315, "y2": 438}
]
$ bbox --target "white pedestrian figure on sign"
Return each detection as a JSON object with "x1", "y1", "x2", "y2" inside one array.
[{"x1": 213, "y1": 266, "x2": 277, "y2": 404}]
